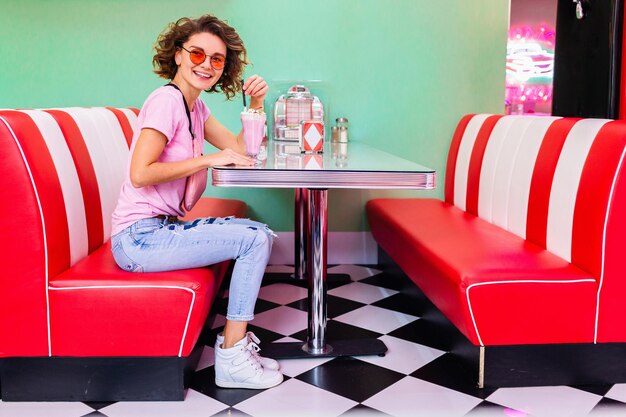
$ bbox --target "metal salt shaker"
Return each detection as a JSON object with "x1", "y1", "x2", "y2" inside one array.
[{"x1": 336, "y1": 117, "x2": 348, "y2": 143}]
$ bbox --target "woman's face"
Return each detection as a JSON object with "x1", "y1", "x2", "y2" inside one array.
[{"x1": 174, "y1": 32, "x2": 227, "y2": 92}]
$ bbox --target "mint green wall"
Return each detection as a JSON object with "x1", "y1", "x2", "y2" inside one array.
[{"x1": 1, "y1": 0, "x2": 508, "y2": 231}]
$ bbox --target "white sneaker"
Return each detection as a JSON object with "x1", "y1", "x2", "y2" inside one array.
[
  {"x1": 215, "y1": 331, "x2": 280, "y2": 370},
  {"x1": 215, "y1": 335, "x2": 284, "y2": 389}
]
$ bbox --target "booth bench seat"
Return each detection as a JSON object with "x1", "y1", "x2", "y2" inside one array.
[
  {"x1": 367, "y1": 114, "x2": 626, "y2": 387},
  {"x1": 0, "y1": 108, "x2": 246, "y2": 401}
]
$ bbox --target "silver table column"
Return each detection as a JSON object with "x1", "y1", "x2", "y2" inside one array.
[
  {"x1": 304, "y1": 189, "x2": 331, "y2": 354},
  {"x1": 293, "y1": 188, "x2": 308, "y2": 280}
]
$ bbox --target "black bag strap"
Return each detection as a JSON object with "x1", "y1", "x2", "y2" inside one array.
[{"x1": 165, "y1": 83, "x2": 195, "y2": 141}]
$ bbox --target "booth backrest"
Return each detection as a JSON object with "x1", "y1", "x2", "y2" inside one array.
[
  {"x1": 0, "y1": 108, "x2": 137, "y2": 355},
  {"x1": 444, "y1": 114, "x2": 626, "y2": 342}
]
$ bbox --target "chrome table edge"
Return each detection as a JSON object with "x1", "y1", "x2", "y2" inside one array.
[{"x1": 212, "y1": 170, "x2": 436, "y2": 190}]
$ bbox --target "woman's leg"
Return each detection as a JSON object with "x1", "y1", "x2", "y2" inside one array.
[
  {"x1": 113, "y1": 216, "x2": 273, "y2": 273},
  {"x1": 222, "y1": 320, "x2": 247, "y2": 348},
  {"x1": 112, "y1": 216, "x2": 283, "y2": 389}
]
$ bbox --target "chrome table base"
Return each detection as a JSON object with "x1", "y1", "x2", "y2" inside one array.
[
  {"x1": 263, "y1": 338, "x2": 387, "y2": 359},
  {"x1": 293, "y1": 188, "x2": 308, "y2": 280},
  {"x1": 263, "y1": 188, "x2": 388, "y2": 359},
  {"x1": 261, "y1": 187, "x2": 351, "y2": 287}
]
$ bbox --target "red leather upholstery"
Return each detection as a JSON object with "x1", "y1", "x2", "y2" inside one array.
[
  {"x1": 180, "y1": 196, "x2": 247, "y2": 222},
  {"x1": 0, "y1": 108, "x2": 246, "y2": 358},
  {"x1": 367, "y1": 199, "x2": 596, "y2": 345},
  {"x1": 48, "y1": 241, "x2": 227, "y2": 357},
  {"x1": 367, "y1": 115, "x2": 626, "y2": 346},
  {"x1": 0, "y1": 112, "x2": 50, "y2": 356}
]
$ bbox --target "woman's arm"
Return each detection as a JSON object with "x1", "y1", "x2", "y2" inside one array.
[
  {"x1": 203, "y1": 116, "x2": 246, "y2": 154},
  {"x1": 130, "y1": 127, "x2": 253, "y2": 188}
]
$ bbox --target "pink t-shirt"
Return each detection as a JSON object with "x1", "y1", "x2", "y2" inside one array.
[{"x1": 111, "y1": 86, "x2": 211, "y2": 236}]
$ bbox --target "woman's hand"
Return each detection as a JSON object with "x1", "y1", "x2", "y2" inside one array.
[
  {"x1": 243, "y1": 75, "x2": 268, "y2": 109},
  {"x1": 204, "y1": 75, "x2": 268, "y2": 155},
  {"x1": 204, "y1": 148, "x2": 255, "y2": 167}
]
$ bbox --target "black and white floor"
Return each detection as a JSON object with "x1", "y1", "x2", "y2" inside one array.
[{"x1": 2, "y1": 264, "x2": 626, "y2": 417}]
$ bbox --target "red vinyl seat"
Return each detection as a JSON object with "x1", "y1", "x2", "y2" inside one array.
[
  {"x1": 180, "y1": 196, "x2": 247, "y2": 222},
  {"x1": 0, "y1": 108, "x2": 246, "y2": 359},
  {"x1": 367, "y1": 198, "x2": 596, "y2": 346},
  {"x1": 48, "y1": 241, "x2": 228, "y2": 357},
  {"x1": 367, "y1": 114, "x2": 626, "y2": 347}
]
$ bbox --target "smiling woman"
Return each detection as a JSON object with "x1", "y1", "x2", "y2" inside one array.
[{"x1": 109, "y1": 14, "x2": 281, "y2": 390}]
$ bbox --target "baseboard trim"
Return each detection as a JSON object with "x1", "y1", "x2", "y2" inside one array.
[{"x1": 269, "y1": 231, "x2": 377, "y2": 265}]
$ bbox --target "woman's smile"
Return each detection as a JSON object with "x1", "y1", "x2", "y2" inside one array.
[{"x1": 193, "y1": 69, "x2": 213, "y2": 80}]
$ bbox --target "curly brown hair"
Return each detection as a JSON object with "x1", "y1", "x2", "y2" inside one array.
[{"x1": 153, "y1": 15, "x2": 248, "y2": 100}]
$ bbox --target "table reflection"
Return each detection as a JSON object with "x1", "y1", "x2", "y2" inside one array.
[
  {"x1": 271, "y1": 141, "x2": 349, "y2": 170},
  {"x1": 272, "y1": 142, "x2": 325, "y2": 170},
  {"x1": 331, "y1": 142, "x2": 349, "y2": 167}
]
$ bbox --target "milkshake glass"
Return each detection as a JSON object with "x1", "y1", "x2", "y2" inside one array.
[{"x1": 241, "y1": 109, "x2": 266, "y2": 163}]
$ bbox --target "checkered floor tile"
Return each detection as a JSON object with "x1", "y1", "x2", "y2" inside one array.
[{"x1": 3, "y1": 264, "x2": 626, "y2": 417}]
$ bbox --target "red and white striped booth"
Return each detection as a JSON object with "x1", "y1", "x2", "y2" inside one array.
[
  {"x1": 0, "y1": 108, "x2": 246, "y2": 401},
  {"x1": 367, "y1": 114, "x2": 626, "y2": 387}
]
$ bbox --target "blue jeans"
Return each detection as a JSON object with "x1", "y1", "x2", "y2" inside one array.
[{"x1": 111, "y1": 216, "x2": 274, "y2": 321}]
